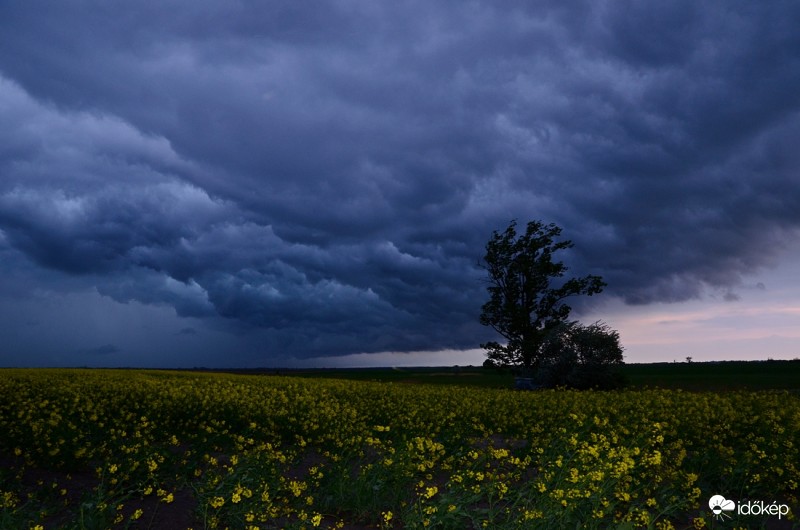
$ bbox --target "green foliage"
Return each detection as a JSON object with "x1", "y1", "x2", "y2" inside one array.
[{"x1": 479, "y1": 220, "x2": 606, "y2": 371}]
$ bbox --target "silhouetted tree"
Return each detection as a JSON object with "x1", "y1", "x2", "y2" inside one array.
[
  {"x1": 479, "y1": 220, "x2": 606, "y2": 373},
  {"x1": 537, "y1": 320, "x2": 626, "y2": 389}
]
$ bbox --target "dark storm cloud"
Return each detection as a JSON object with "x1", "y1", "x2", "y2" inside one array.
[
  {"x1": 79, "y1": 344, "x2": 119, "y2": 357},
  {"x1": 1, "y1": 1, "x2": 800, "y2": 361}
]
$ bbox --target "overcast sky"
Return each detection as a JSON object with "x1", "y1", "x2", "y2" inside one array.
[{"x1": 2, "y1": 2, "x2": 800, "y2": 368}]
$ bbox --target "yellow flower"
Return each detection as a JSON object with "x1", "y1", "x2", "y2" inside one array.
[
  {"x1": 496, "y1": 482, "x2": 508, "y2": 496},
  {"x1": 288, "y1": 480, "x2": 305, "y2": 497},
  {"x1": 210, "y1": 496, "x2": 225, "y2": 508},
  {"x1": 523, "y1": 509, "x2": 543, "y2": 520}
]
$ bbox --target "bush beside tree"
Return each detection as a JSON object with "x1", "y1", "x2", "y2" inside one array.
[{"x1": 536, "y1": 320, "x2": 626, "y2": 389}]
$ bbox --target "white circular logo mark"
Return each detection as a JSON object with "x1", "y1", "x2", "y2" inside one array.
[{"x1": 709, "y1": 495, "x2": 736, "y2": 520}]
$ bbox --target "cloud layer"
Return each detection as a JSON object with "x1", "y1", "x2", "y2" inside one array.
[{"x1": 1, "y1": 2, "x2": 800, "y2": 362}]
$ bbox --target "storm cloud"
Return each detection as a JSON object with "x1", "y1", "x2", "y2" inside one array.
[{"x1": 1, "y1": 1, "x2": 799, "y2": 364}]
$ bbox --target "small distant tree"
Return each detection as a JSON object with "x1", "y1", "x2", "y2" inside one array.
[{"x1": 479, "y1": 220, "x2": 605, "y2": 373}]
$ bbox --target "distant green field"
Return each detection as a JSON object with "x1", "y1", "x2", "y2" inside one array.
[
  {"x1": 248, "y1": 359, "x2": 800, "y2": 391},
  {"x1": 620, "y1": 359, "x2": 800, "y2": 391}
]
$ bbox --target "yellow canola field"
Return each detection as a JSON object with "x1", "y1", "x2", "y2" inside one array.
[{"x1": 0, "y1": 369, "x2": 797, "y2": 529}]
